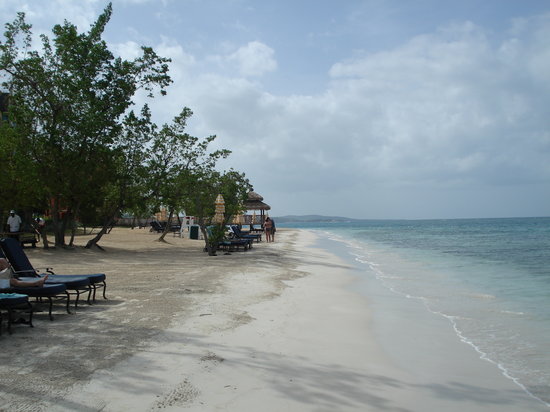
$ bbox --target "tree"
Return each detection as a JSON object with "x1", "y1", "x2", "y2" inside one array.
[
  {"x1": 84, "y1": 105, "x2": 156, "y2": 249},
  {"x1": 0, "y1": 119, "x2": 47, "y2": 232},
  {"x1": 0, "y1": 4, "x2": 171, "y2": 247},
  {"x1": 183, "y1": 168, "x2": 251, "y2": 256},
  {"x1": 146, "y1": 108, "x2": 230, "y2": 242},
  {"x1": 218, "y1": 169, "x2": 252, "y2": 225}
]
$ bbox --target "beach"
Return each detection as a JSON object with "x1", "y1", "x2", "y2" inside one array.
[{"x1": 0, "y1": 227, "x2": 547, "y2": 411}]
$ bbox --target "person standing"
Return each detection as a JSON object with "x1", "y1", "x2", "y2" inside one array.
[
  {"x1": 7, "y1": 210, "x2": 22, "y2": 233},
  {"x1": 264, "y1": 217, "x2": 273, "y2": 242},
  {"x1": 271, "y1": 218, "x2": 276, "y2": 242}
]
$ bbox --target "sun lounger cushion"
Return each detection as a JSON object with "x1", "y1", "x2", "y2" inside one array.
[
  {"x1": 43, "y1": 275, "x2": 90, "y2": 289},
  {"x1": 4, "y1": 282, "x2": 67, "y2": 298},
  {"x1": 0, "y1": 292, "x2": 29, "y2": 307}
]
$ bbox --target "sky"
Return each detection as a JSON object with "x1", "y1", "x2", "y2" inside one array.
[{"x1": 1, "y1": 0, "x2": 549, "y2": 219}]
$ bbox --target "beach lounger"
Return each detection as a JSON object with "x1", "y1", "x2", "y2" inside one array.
[
  {"x1": 0, "y1": 238, "x2": 104, "y2": 307},
  {"x1": 218, "y1": 238, "x2": 251, "y2": 252},
  {"x1": 1, "y1": 245, "x2": 69, "y2": 320},
  {"x1": 150, "y1": 221, "x2": 165, "y2": 233},
  {"x1": 204, "y1": 226, "x2": 252, "y2": 253},
  {"x1": 151, "y1": 221, "x2": 180, "y2": 234},
  {"x1": 229, "y1": 225, "x2": 261, "y2": 243},
  {"x1": 1, "y1": 282, "x2": 68, "y2": 320},
  {"x1": 0, "y1": 292, "x2": 33, "y2": 334}
]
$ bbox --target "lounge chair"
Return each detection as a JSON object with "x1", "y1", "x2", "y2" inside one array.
[
  {"x1": 0, "y1": 238, "x2": 105, "y2": 307},
  {"x1": 150, "y1": 221, "x2": 165, "y2": 233},
  {"x1": 218, "y1": 238, "x2": 251, "y2": 252},
  {"x1": 248, "y1": 225, "x2": 264, "y2": 234},
  {"x1": 1, "y1": 282, "x2": 68, "y2": 320},
  {"x1": 0, "y1": 292, "x2": 33, "y2": 334},
  {"x1": 1, "y1": 247, "x2": 68, "y2": 319},
  {"x1": 204, "y1": 226, "x2": 252, "y2": 253},
  {"x1": 151, "y1": 221, "x2": 180, "y2": 234},
  {"x1": 229, "y1": 225, "x2": 261, "y2": 243}
]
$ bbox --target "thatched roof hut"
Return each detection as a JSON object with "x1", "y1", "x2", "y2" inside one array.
[
  {"x1": 244, "y1": 191, "x2": 271, "y2": 211},
  {"x1": 243, "y1": 191, "x2": 270, "y2": 225}
]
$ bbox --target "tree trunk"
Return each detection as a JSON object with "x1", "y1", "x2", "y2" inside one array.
[
  {"x1": 52, "y1": 197, "x2": 65, "y2": 247},
  {"x1": 41, "y1": 230, "x2": 51, "y2": 249},
  {"x1": 157, "y1": 208, "x2": 174, "y2": 242},
  {"x1": 68, "y1": 203, "x2": 81, "y2": 247},
  {"x1": 69, "y1": 222, "x2": 77, "y2": 247},
  {"x1": 85, "y1": 215, "x2": 115, "y2": 249}
]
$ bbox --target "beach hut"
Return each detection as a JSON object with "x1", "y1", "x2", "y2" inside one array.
[{"x1": 243, "y1": 191, "x2": 271, "y2": 229}]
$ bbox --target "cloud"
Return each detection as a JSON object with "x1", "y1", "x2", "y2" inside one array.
[
  {"x1": 2, "y1": 1, "x2": 549, "y2": 217},
  {"x1": 155, "y1": 14, "x2": 550, "y2": 218},
  {"x1": 227, "y1": 41, "x2": 277, "y2": 77},
  {"x1": 323, "y1": 19, "x2": 550, "y2": 187},
  {"x1": 3, "y1": 0, "x2": 103, "y2": 32}
]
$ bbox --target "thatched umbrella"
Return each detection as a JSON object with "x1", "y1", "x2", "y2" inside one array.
[{"x1": 213, "y1": 194, "x2": 225, "y2": 224}]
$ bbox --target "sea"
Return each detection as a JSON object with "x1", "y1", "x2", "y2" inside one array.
[{"x1": 278, "y1": 217, "x2": 550, "y2": 407}]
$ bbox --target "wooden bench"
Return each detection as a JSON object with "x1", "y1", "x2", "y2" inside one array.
[{"x1": 0, "y1": 232, "x2": 38, "y2": 248}]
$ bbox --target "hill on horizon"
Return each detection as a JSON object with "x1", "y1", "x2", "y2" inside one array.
[{"x1": 273, "y1": 215, "x2": 358, "y2": 223}]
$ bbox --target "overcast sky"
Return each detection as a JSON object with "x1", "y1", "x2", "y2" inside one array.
[{"x1": 2, "y1": 0, "x2": 549, "y2": 219}]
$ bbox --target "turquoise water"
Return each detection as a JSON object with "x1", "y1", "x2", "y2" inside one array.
[{"x1": 280, "y1": 217, "x2": 550, "y2": 407}]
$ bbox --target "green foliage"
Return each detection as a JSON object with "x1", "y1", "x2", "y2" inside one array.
[
  {"x1": 146, "y1": 107, "x2": 231, "y2": 239},
  {"x1": 0, "y1": 4, "x2": 171, "y2": 246},
  {"x1": 0, "y1": 5, "x2": 253, "y2": 250},
  {"x1": 0, "y1": 120, "x2": 46, "y2": 214},
  {"x1": 218, "y1": 169, "x2": 252, "y2": 223},
  {"x1": 183, "y1": 167, "x2": 252, "y2": 254},
  {"x1": 207, "y1": 224, "x2": 226, "y2": 252}
]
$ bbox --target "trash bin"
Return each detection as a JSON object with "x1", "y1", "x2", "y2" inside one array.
[{"x1": 190, "y1": 225, "x2": 199, "y2": 240}]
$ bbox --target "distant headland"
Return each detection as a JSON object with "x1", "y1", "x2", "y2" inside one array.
[{"x1": 273, "y1": 215, "x2": 359, "y2": 223}]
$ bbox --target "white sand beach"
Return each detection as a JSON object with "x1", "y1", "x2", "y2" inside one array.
[{"x1": 0, "y1": 228, "x2": 547, "y2": 411}]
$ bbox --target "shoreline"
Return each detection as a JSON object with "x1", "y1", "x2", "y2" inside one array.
[
  {"x1": 314, "y1": 229, "x2": 550, "y2": 409},
  {"x1": 0, "y1": 228, "x2": 547, "y2": 411},
  {"x1": 314, "y1": 230, "x2": 550, "y2": 410}
]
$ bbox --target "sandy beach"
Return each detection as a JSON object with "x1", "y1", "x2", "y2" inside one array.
[{"x1": 0, "y1": 227, "x2": 547, "y2": 411}]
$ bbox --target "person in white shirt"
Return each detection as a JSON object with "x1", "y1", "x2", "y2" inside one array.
[{"x1": 7, "y1": 210, "x2": 22, "y2": 233}]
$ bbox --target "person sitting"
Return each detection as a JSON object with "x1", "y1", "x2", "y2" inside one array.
[{"x1": 0, "y1": 258, "x2": 48, "y2": 288}]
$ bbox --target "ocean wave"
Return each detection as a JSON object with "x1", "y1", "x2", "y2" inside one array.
[
  {"x1": 467, "y1": 293, "x2": 496, "y2": 300},
  {"x1": 501, "y1": 310, "x2": 526, "y2": 316}
]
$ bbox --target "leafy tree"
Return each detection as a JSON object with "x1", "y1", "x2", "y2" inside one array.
[
  {"x1": 0, "y1": 120, "x2": 46, "y2": 230},
  {"x1": 183, "y1": 168, "x2": 252, "y2": 256},
  {"x1": 0, "y1": 4, "x2": 171, "y2": 247},
  {"x1": 218, "y1": 169, "x2": 252, "y2": 225},
  {"x1": 84, "y1": 105, "x2": 156, "y2": 249},
  {"x1": 146, "y1": 108, "x2": 230, "y2": 242}
]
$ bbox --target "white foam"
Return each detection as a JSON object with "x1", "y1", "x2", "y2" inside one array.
[
  {"x1": 314, "y1": 229, "x2": 550, "y2": 408},
  {"x1": 501, "y1": 310, "x2": 525, "y2": 316}
]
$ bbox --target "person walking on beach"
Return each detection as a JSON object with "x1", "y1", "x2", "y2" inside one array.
[
  {"x1": 6, "y1": 210, "x2": 22, "y2": 233},
  {"x1": 264, "y1": 217, "x2": 273, "y2": 242}
]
